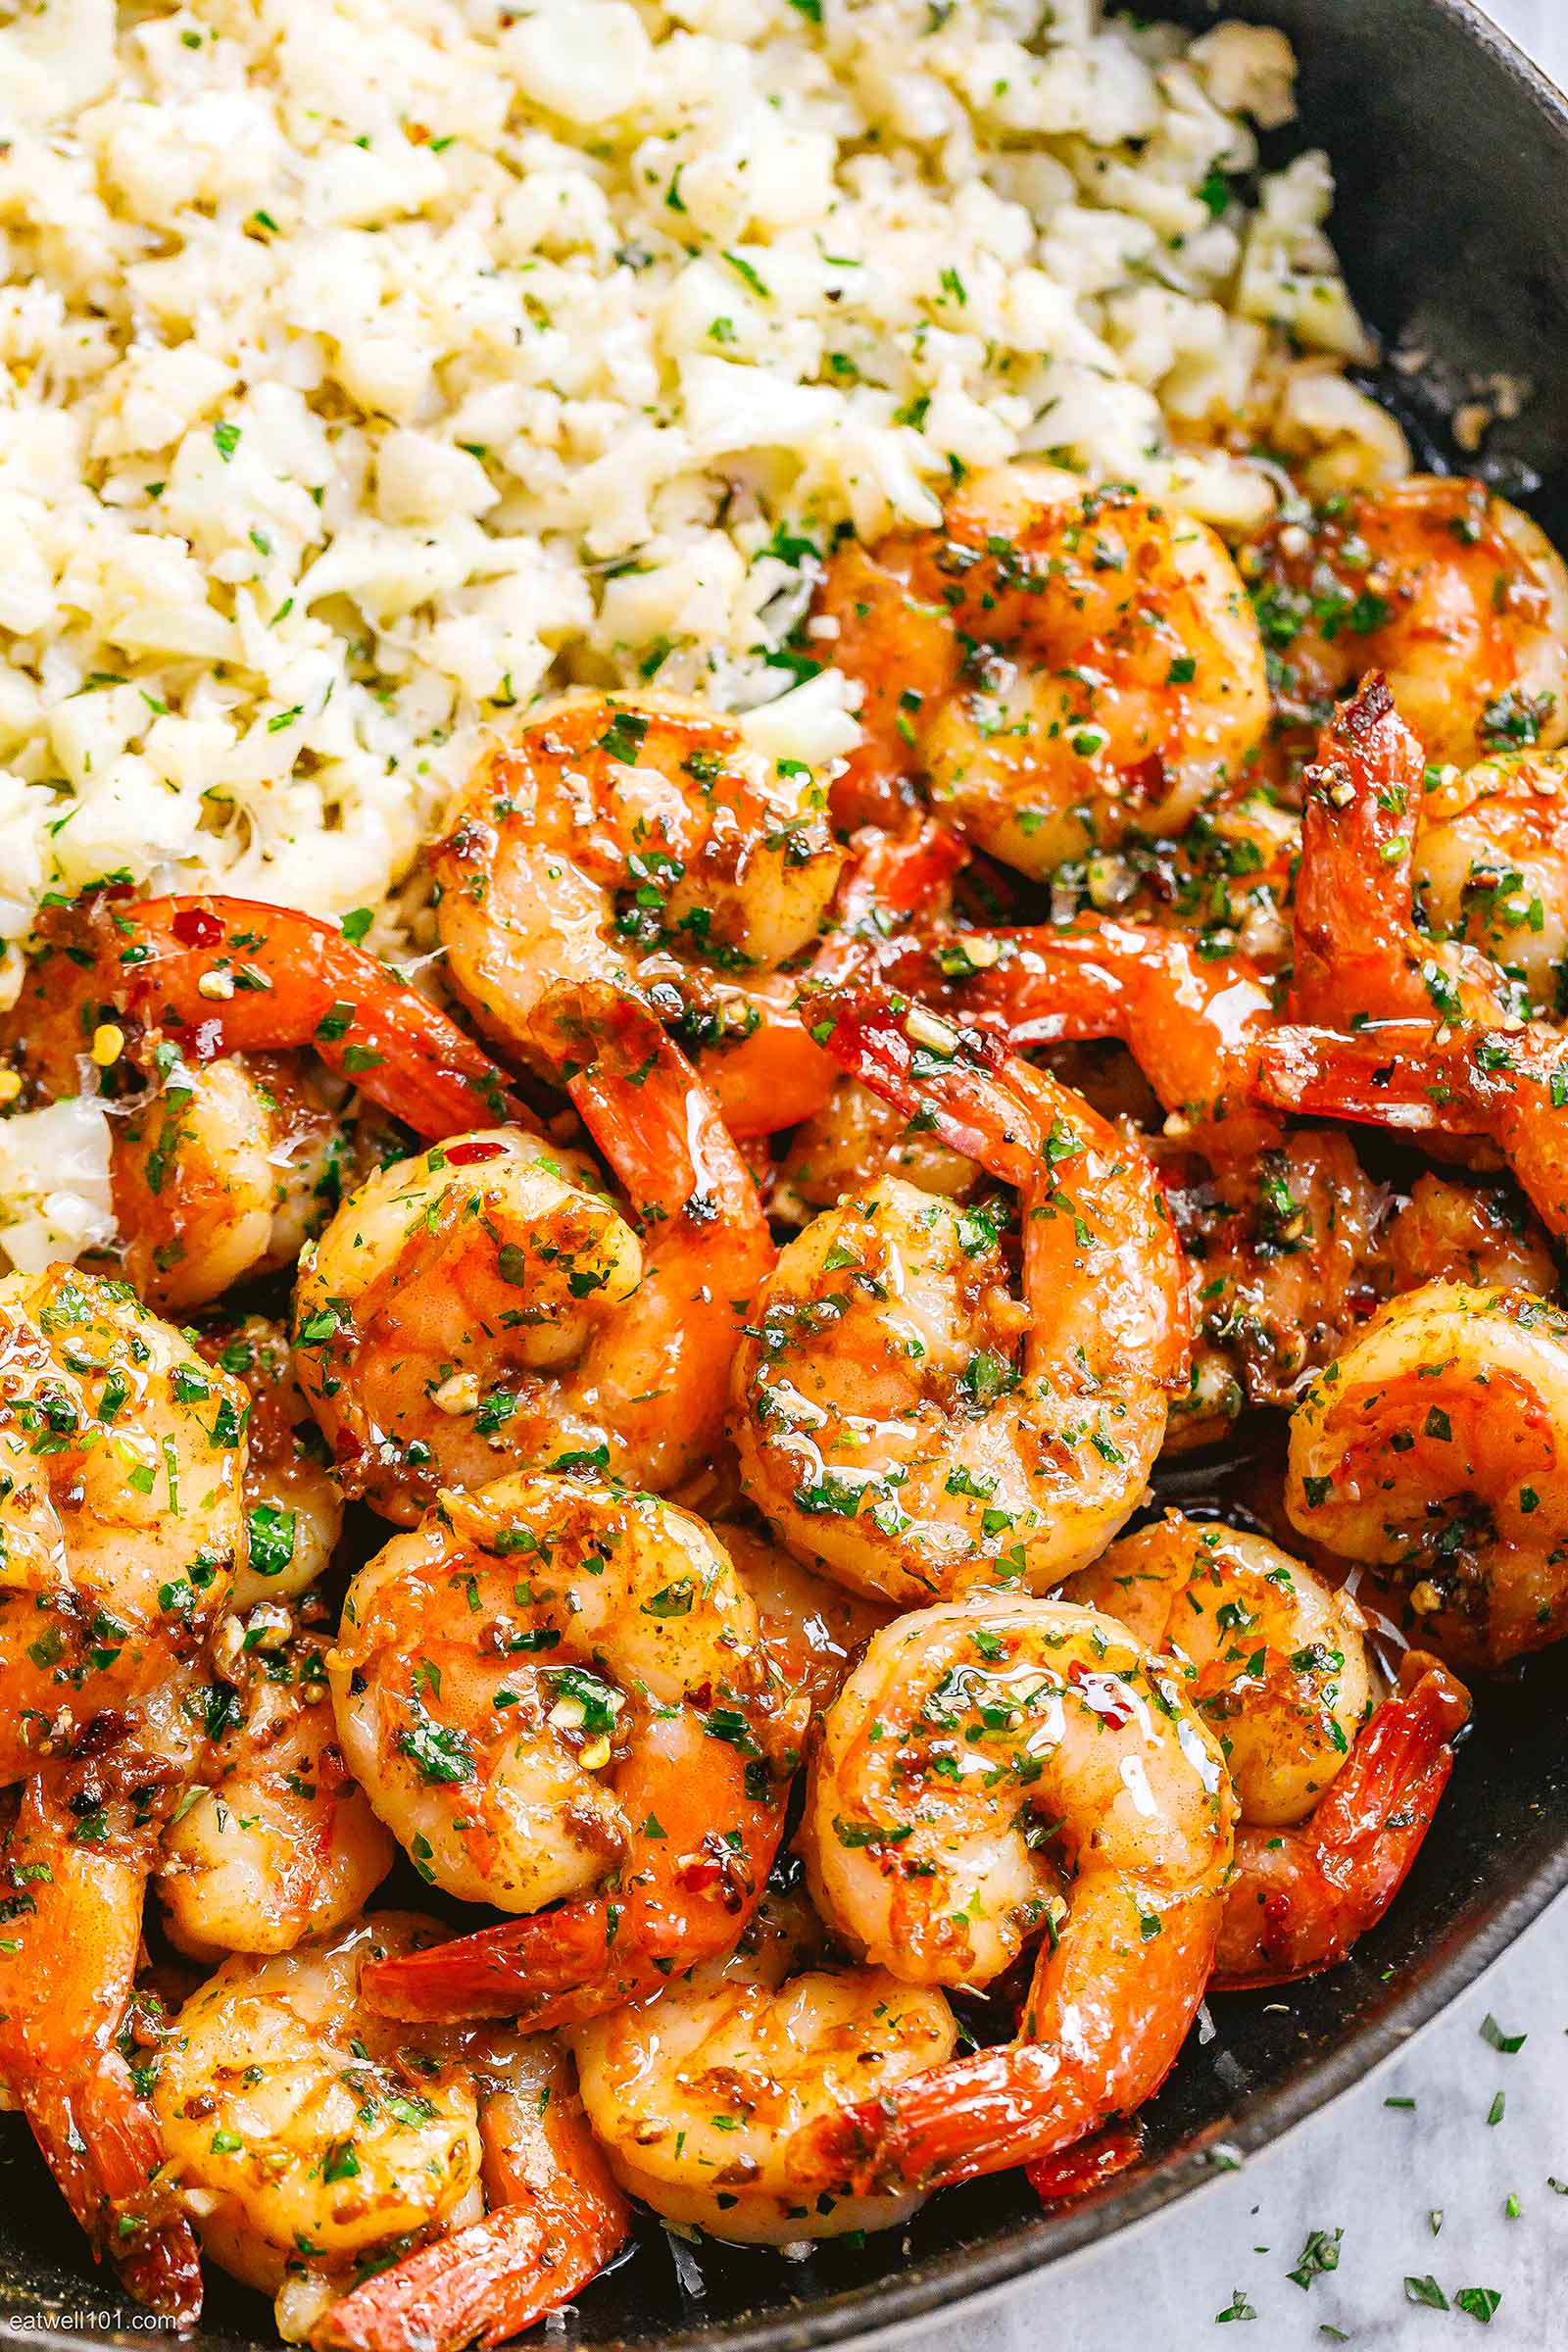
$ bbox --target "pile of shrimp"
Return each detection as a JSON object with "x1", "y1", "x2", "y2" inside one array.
[{"x1": 14, "y1": 455, "x2": 1568, "y2": 2345}]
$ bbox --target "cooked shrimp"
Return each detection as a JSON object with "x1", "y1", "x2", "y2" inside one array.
[
  {"x1": 1245, "y1": 473, "x2": 1568, "y2": 768},
  {"x1": 1061, "y1": 1511, "x2": 1468, "y2": 1981},
  {"x1": 1286, "y1": 1280, "x2": 1568, "y2": 1665},
  {"x1": 1413, "y1": 747, "x2": 1568, "y2": 1016},
  {"x1": 157, "y1": 1590, "x2": 393, "y2": 1959},
  {"x1": 429, "y1": 692, "x2": 842, "y2": 1139},
  {"x1": 333, "y1": 1474, "x2": 798, "y2": 2029},
  {"x1": 1386, "y1": 1172, "x2": 1557, "y2": 1298},
  {"x1": 570, "y1": 1892, "x2": 957, "y2": 2244},
  {"x1": 0, "y1": 1265, "x2": 249, "y2": 1773},
  {"x1": 197, "y1": 1316, "x2": 345, "y2": 1606},
  {"x1": 293, "y1": 989, "x2": 773, "y2": 1523},
  {"x1": 153, "y1": 1914, "x2": 484, "y2": 2339},
  {"x1": 1210, "y1": 1649, "x2": 1470, "y2": 1985},
  {"x1": 800, "y1": 1595, "x2": 1234, "y2": 2189},
  {"x1": 731, "y1": 989, "x2": 1189, "y2": 1605},
  {"x1": 1289, "y1": 672, "x2": 1511, "y2": 1030},
  {"x1": 0, "y1": 1769, "x2": 202, "y2": 2317},
  {"x1": 1, "y1": 893, "x2": 529, "y2": 1143},
  {"x1": 820, "y1": 464, "x2": 1269, "y2": 873},
  {"x1": 892, "y1": 915, "x2": 1280, "y2": 1162},
  {"x1": 319, "y1": 2036, "x2": 628, "y2": 2352},
  {"x1": 1064, "y1": 1514, "x2": 1375, "y2": 1826}
]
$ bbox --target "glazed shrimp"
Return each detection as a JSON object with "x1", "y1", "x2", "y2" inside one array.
[
  {"x1": 0, "y1": 1264, "x2": 249, "y2": 1772},
  {"x1": 1065, "y1": 1512, "x2": 1468, "y2": 1981},
  {"x1": 2, "y1": 892, "x2": 529, "y2": 1143},
  {"x1": 429, "y1": 692, "x2": 842, "y2": 1138},
  {"x1": 197, "y1": 1316, "x2": 345, "y2": 1605},
  {"x1": 1245, "y1": 473, "x2": 1568, "y2": 768},
  {"x1": 570, "y1": 1892, "x2": 957, "y2": 2244},
  {"x1": 156, "y1": 1590, "x2": 393, "y2": 1959},
  {"x1": 319, "y1": 2036, "x2": 628, "y2": 2352},
  {"x1": 1385, "y1": 1172, "x2": 1557, "y2": 1298},
  {"x1": 1286, "y1": 1281, "x2": 1568, "y2": 1666},
  {"x1": 819, "y1": 464, "x2": 1269, "y2": 872},
  {"x1": 0, "y1": 1769, "x2": 202, "y2": 2317},
  {"x1": 293, "y1": 989, "x2": 773, "y2": 1523},
  {"x1": 731, "y1": 989, "x2": 1189, "y2": 1605},
  {"x1": 332, "y1": 1474, "x2": 799, "y2": 2028},
  {"x1": 154, "y1": 1914, "x2": 485, "y2": 2339},
  {"x1": 800, "y1": 1595, "x2": 1234, "y2": 2191},
  {"x1": 886, "y1": 916, "x2": 1383, "y2": 1439}
]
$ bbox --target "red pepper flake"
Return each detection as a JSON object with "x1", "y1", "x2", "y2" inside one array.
[
  {"x1": 1067, "y1": 1660, "x2": 1135, "y2": 1729},
  {"x1": 445, "y1": 1139, "x2": 508, "y2": 1165},
  {"x1": 171, "y1": 906, "x2": 225, "y2": 950}
]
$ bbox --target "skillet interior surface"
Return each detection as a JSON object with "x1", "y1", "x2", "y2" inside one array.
[{"x1": 5, "y1": 1, "x2": 1568, "y2": 2345}]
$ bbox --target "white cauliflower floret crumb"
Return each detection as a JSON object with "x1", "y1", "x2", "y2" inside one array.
[{"x1": 0, "y1": 0, "x2": 1376, "y2": 962}]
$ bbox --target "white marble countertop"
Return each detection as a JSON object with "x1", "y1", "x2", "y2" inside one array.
[{"x1": 940, "y1": 4, "x2": 1568, "y2": 2346}]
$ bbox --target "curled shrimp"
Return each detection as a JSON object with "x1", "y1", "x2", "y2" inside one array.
[
  {"x1": 799, "y1": 1594, "x2": 1234, "y2": 2191},
  {"x1": 3, "y1": 913, "x2": 357, "y2": 1308},
  {"x1": 153, "y1": 1914, "x2": 486, "y2": 2340},
  {"x1": 196, "y1": 1316, "x2": 344, "y2": 1606},
  {"x1": 293, "y1": 988, "x2": 773, "y2": 1523},
  {"x1": 332, "y1": 1474, "x2": 799, "y2": 2028},
  {"x1": 1285, "y1": 1280, "x2": 1568, "y2": 1666},
  {"x1": 1385, "y1": 1171, "x2": 1556, "y2": 1298},
  {"x1": 730, "y1": 989, "x2": 1189, "y2": 1605},
  {"x1": 156, "y1": 1589, "x2": 393, "y2": 1959},
  {"x1": 819, "y1": 464, "x2": 1269, "y2": 871},
  {"x1": 1245, "y1": 473, "x2": 1568, "y2": 768},
  {"x1": 0, "y1": 1264, "x2": 249, "y2": 1773},
  {"x1": 0, "y1": 1769, "x2": 202, "y2": 2317},
  {"x1": 319, "y1": 2035, "x2": 628, "y2": 2352},
  {"x1": 4, "y1": 892, "x2": 529, "y2": 1144},
  {"x1": 429, "y1": 692, "x2": 843, "y2": 1139},
  {"x1": 1065, "y1": 1511, "x2": 1468, "y2": 1982},
  {"x1": 569, "y1": 1892, "x2": 957, "y2": 2244}
]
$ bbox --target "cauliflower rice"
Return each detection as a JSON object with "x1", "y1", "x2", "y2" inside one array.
[{"x1": 0, "y1": 0, "x2": 1392, "y2": 952}]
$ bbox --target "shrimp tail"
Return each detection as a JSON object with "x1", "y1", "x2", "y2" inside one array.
[
  {"x1": 1213, "y1": 1657, "x2": 1471, "y2": 1989},
  {"x1": 1025, "y1": 2118, "x2": 1145, "y2": 2207},
  {"x1": 117, "y1": 897, "x2": 533, "y2": 1138},
  {"x1": 1254, "y1": 1021, "x2": 1464, "y2": 1133},
  {"x1": 1291, "y1": 673, "x2": 1435, "y2": 1025},
  {"x1": 317, "y1": 2200, "x2": 619, "y2": 2352},
  {"x1": 320, "y1": 2067, "x2": 629, "y2": 2352},
  {"x1": 366, "y1": 1703, "x2": 786, "y2": 2028},
  {"x1": 534, "y1": 982, "x2": 769, "y2": 1257},
  {"x1": 806, "y1": 983, "x2": 1038, "y2": 1188},
  {"x1": 806, "y1": 1885, "x2": 1219, "y2": 2195},
  {"x1": 24, "y1": 2061, "x2": 204, "y2": 2322}
]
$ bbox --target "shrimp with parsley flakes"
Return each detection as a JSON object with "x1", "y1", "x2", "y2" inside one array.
[
  {"x1": 730, "y1": 989, "x2": 1189, "y2": 1605},
  {"x1": 798, "y1": 1593, "x2": 1234, "y2": 2192},
  {"x1": 293, "y1": 987, "x2": 772, "y2": 1525},
  {"x1": 569, "y1": 1890, "x2": 956, "y2": 2245},
  {"x1": 328, "y1": 1473, "x2": 801, "y2": 2031},
  {"x1": 1286, "y1": 1280, "x2": 1568, "y2": 1668},
  {"x1": 819, "y1": 464, "x2": 1269, "y2": 864},
  {"x1": 429, "y1": 692, "x2": 844, "y2": 1140},
  {"x1": 1065, "y1": 1511, "x2": 1468, "y2": 1984}
]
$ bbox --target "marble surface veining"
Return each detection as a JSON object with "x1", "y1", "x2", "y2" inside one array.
[{"x1": 942, "y1": 5, "x2": 1568, "y2": 2347}]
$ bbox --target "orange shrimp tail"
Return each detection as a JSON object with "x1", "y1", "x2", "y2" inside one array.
[
  {"x1": 24, "y1": 2062, "x2": 203, "y2": 2322},
  {"x1": 367, "y1": 1708, "x2": 785, "y2": 2027},
  {"x1": 119, "y1": 897, "x2": 531, "y2": 1138},
  {"x1": 1025, "y1": 2118, "x2": 1145, "y2": 2207},
  {"x1": 1291, "y1": 673, "x2": 1437, "y2": 1026},
  {"x1": 534, "y1": 982, "x2": 769, "y2": 1256},
  {"x1": 1213, "y1": 1658, "x2": 1471, "y2": 1989},
  {"x1": 1254, "y1": 1022, "x2": 1471, "y2": 1132},
  {"x1": 808, "y1": 1887, "x2": 1218, "y2": 2196},
  {"x1": 808, "y1": 983, "x2": 1040, "y2": 1189},
  {"x1": 318, "y1": 2189, "x2": 626, "y2": 2352}
]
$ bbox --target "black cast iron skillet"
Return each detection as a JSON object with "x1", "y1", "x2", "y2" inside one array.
[{"x1": 5, "y1": 2, "x2": 1568, "y2": 2346}]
